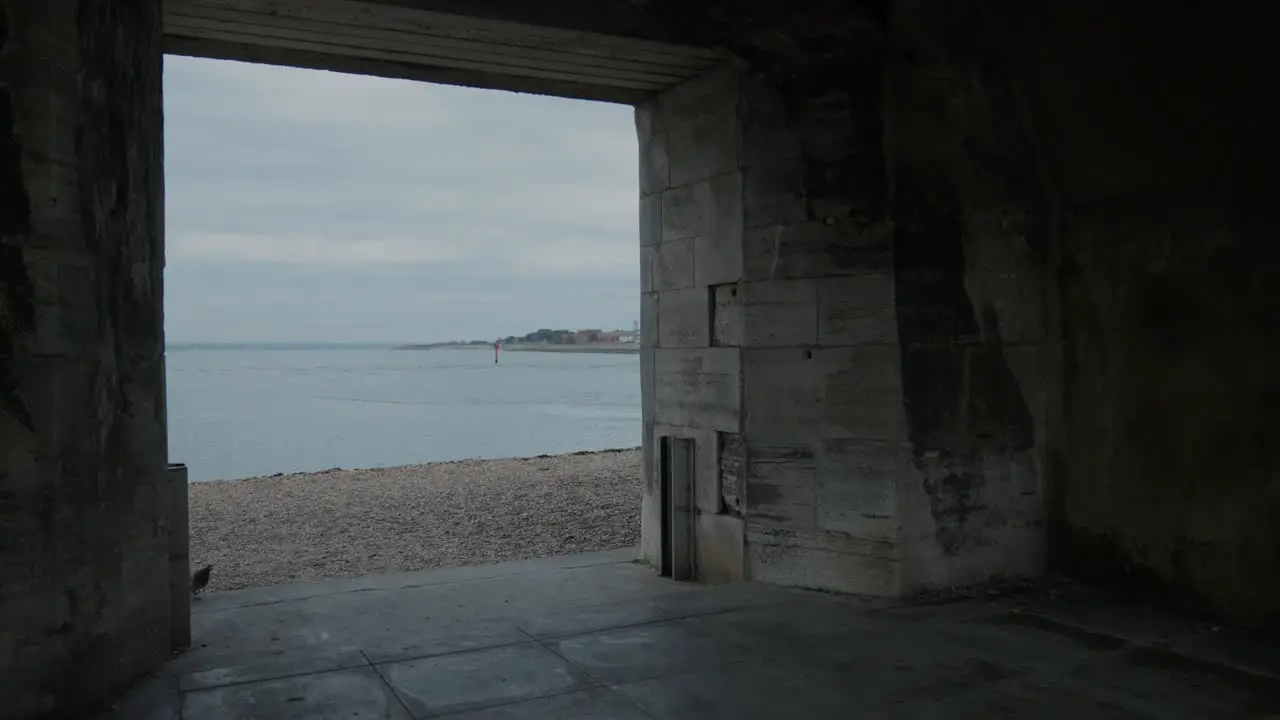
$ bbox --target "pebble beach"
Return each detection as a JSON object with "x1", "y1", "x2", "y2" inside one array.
[{"x1": 188, "y1": 448, "x2": 642, "y2": 592}]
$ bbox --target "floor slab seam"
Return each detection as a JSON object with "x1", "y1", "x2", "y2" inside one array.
[
  {"x1": 521, "y1": 596, "x2": 798, "y2": 641},
  {"x1": 418, "y1": 686, "x2": 619, "y2": 720},
  {"x1": 366, "y1": 651, "x2": 420, "y2": 720},
  {"x1": 366, "y1": 637, "x2": 533, "y2": 668},
  {"x1": 968, "y1": 599, "x2": 1280, "y2": 685},
  {"x1": 560, "y1": 617, "x2": 775, "y2": 685},
  {"x1": 376, "y1": 641, "x2": 607, "y2": 719},
  {"x1": 978, "y1": 610, "x2": 1133, "y2": 650},
  {"x1": 603, "y1": 658, "x2": 767, "y2": 705},
  {"x1": 579, "y1": 687, "x2": 662, "y2": 720},
  {"x1": 176, "y1": 654, "x2": 375, "y2": 695},
  {"x1": 1032, "y1": 614, "x2": 1280, "y2": 684},
  {"x1": 954, "y1": 608, "x2": 1280, "y2": 692},
  {"x1": 680, "y1": 617, "x2": 782, "y2": 661},
  {"x1": 513, "y1": 628, "x2": 661, "y2": 720},
  {"x1": 515, "y1": 628, "x2": 609, "y2": 687}
]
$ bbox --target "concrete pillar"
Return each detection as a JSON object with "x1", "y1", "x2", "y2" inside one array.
[
  {"x1": 637, "y1": 67, "x2": 747, "y2": 584},
  {"x1": 729, "y1": 65, "x2": 938, "y2": 597},
  {"x1": 169, "y1": 463, "x2": 192, "y2": 650},
  {"x1": 638, "y1": 38, "x2": 1048, "y2": 596},
  {"x1": 635, "y1": 0, "x2": 1274, "y2": 625},
  {"x1": 0, "y1": 2, "x2": 169, "y2": 718}
]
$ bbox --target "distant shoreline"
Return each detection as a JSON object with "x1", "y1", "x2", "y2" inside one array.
[
  {"x1": 506, "y1": 345, "x2": 640, "y2": 355},
  {"x1": 166, "y1": 342, "x2": 642, "y2": 356},
  {"x1": 398, "y1": 344, "x2": 640, "y2": 355}
]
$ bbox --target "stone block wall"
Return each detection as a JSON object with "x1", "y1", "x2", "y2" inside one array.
[
  {"x1": 638, "y1": 67, "x2": 747, "y2": 584},
  {"x1": 0, "y1": 3, "x2": 171, "y2": 717},
  {"x1": 733, "y1": 21, "x2": 1049, "y2": 592},
  {"x1": 639, "y1": 2, "x2": 1278, "y2": 623},
  {"x1": 638, "y1": 25, "x2": 1049, "y2": 594}
]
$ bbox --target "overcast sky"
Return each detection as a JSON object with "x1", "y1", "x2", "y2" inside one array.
[{"x1": 163, "y1": 56, "x2": 639, "y2": 344}]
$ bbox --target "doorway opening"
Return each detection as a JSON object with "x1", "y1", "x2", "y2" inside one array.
[
  {"x1": 163, "y1": 56, "x2": 644, "y2": 593},
  {"x1": 658, "y1": 436, "x2": 696, "y2": 580}
]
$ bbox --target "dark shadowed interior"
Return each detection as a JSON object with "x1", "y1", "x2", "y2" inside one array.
[{"x1": 1, "y1": 1, "x2": 1275, "y2": 717}]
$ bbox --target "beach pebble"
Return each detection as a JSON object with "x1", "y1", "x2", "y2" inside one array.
[{"x1": 188, "y1": 448, "x2": 641, "y2": 592}]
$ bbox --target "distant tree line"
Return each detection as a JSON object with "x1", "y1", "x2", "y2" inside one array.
[
  {"x1": 503, "y1": 328, "x2": 581, "y2": 345},
  {"x1": 425, "y1": 327, "x2": 632, "y2": 347}
]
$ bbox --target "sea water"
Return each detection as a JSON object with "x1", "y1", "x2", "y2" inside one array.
[{"x1": 166, "y1": 344, "x2": 640, "y2": 481}]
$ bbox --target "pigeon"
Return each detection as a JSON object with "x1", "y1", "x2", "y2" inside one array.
[{"x1": 191, "y1": 564, "x2": 213, "y2": 596}]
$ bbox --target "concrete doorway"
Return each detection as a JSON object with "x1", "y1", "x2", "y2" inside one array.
[
  {"x1": 162, "y1": 54, "x2": 644, "y2": 595},
  {"x1": 657, "y1": 436, "x2": 695, "y2": 581}
]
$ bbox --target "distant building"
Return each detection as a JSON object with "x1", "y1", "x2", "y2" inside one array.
[{"x1": 574, "y1": 329, "x2": 602, "y2": 344}]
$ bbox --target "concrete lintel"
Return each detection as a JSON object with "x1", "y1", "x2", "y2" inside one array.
[
  {"x1": 163, "y1": 0, "x2": 730, "y2": 102},
  {"x1": 164, "y1": 36, "x2": 651, "y2": 104}
]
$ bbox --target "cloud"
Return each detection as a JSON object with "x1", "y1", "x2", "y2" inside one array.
[
  {"x1": 163, "y1": 55, "x2": 640, "y2": 342},
  {"x1": 167, "y1": 232, "x2": 470, "y2": 265},
  {"x1": 166, "y1": 229, "x2": 634, "y2": 275},
  {"x1": 164, "y1": 55, "x2": 638, "y2": 275}
]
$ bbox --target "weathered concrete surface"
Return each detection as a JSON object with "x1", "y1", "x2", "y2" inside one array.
[
  {"x1": 1045, "y1": 13, "x2": 1277, "y2": 622},
  {"x1": 638, "y1": 0, "x2": 1278, "y2": 625},
  {"x1": 0, "y1": 2, "x2": 171, "y2": 718},
  {"x1": 638, "y1": 6, "x2": 1046, "y2": 596},
  {"x1": 3, "y1": 1, "x2": 1279, "y2": 716},
  {"x1": 100, "y1": 551, "x2": 1280, "y2": 719},
  {"x1": 881, "y1": 0, "x2": 1278, "y2": 622}
]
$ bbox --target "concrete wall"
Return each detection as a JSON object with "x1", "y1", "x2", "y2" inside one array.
[
  {"x1": 637, "y1": 67, "x2": 748, "y2": 584},
  {"x1": 882, "y1": 0, "x2": 1276, "y2": 620},
  {"x1": 0, "y1": 2, "x2": 171, "y2": 717},
  {"x1": 982, "y1": 1, "x2": 1277, "y2": 622},
  {"x1": 639, "y1": 1, "x2": 1276, "y2": 623},
  {"x1": 0, "y1": 7, "x2": 1273, "y2": 718},
  {"x1": 638, "y1": 28, "x2": 1046, "y2": 594}
]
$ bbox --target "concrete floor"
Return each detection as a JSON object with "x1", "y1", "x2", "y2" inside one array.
[{"x1": 102, "y1": 549, "x2": 1279, "y2": 719}]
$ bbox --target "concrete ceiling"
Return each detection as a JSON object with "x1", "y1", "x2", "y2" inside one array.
[{"x1": 163, "y1": 0, "x2": 732, "y2": 103}]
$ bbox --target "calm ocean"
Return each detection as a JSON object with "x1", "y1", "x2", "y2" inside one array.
[{"x1": 166, "y1": 344, "x2": 641, "y2": 481}]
